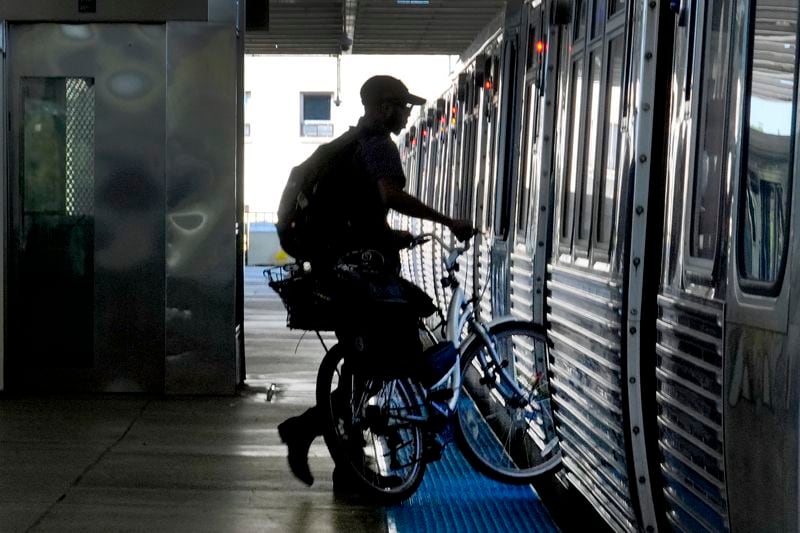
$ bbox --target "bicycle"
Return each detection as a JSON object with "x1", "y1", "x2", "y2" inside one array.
[{"x1": 309, "y1": 233, "x2": 562, "y2": 503}]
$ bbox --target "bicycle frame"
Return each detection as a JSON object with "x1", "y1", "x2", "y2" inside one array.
[{"x1": 416, "y1": 233, "x2": 534, "y2": 414}]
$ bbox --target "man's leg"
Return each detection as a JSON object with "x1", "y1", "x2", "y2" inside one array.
[{"x1": 278, "y1": 406, "x2": 322, "y2": 486}]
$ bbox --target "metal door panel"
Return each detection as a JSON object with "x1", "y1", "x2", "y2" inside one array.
[
  {"x1": 0, "y1": 21, "x2": 5, "y2": 392},
  {"x1": 8, "y1": 24, "x2": 166, "y2": 392},
  {"x1": 165, "y1": 22, "x2": 236, "y2": 394}
]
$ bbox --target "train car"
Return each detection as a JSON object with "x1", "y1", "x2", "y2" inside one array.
[
  {"x1": 658, "y1": 0, "x2": 799, "y2": 531},
  {"x1": 399, "y1": 0, "x2": 800, "y2": 531}
]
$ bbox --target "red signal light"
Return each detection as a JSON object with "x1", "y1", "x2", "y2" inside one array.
[
  {"x1": 422, "y1": 128, "x2": 428, "y2": 138},
  {"x1": 484, "y1": 79, "x2": 493, "y2": 91},
  {"x1": 536, "y1": 40, "x2": 545, "y2": 54}
]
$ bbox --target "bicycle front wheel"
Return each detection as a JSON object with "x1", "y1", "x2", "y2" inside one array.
[
  {"x1": 455, "y1": 321, "x2": 562, "y2": 483},
  {"x1": 316, "y1": 345, "x2": 427, "y2": 504}
]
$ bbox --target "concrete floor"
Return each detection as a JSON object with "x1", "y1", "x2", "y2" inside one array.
[
  {"x1": 0, "y1": 267, "x2": 571, "y2": 533},
  {"x1": 0, "y1": 268, "x2": 383, "y2": 532}
]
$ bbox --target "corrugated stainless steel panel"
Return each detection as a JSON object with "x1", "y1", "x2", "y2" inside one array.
[
  {"x1": 489, "y1": 244, "x2": 509, "y2": 317},
  {"x1": 355, "y1": 0, "x2": 506, "y2": 54},
  {"x1": 546, "y1": 263, "x2": 636, "y2": 529},
  {"x1": 477, "y1": 240, "x2": 492, "y2": 319},
  {"x1": 509, "y1": 250, "x2": 533, "y2": 321},
  {"x1": 165, "y1": 22, "x2": 237, "y2": 394},
  {"x1": 563, "y1": 456, "x2": 638, "y2": 533},
  {"x1": 656, "y1": 293, "x2": 728, "y2": 532},
  {"x1": 245, "y1": 0, "x2": 507, "y2": 55},
  {"x1": 245, "y1": 0, "x2": 343, "y2": 55},
  {"x1": 421, "y1": 219, "x2": 436, "y2": 302}
]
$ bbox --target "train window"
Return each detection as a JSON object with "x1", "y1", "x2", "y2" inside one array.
[
  {"x1": 518, "y1": 83, "x2": 536, "y2": 235},
  {"x1": 484, "y1": 115, "x2": 498, "y2": 232},
  {"x1": 464, "y1": 118, "x2": 477, "y2": 220},
  {"x1": 597, "y1": 36, "x2": 625, "y2": 246},
  {"x1": 561, "y1": 60, "x2": 584, "y2": 246},
  {"x1": 496, "y1": 40, "x2": 519, "y2": 238},
  {"x1": 689, "y1": 0, "x2": 734, "y2": 261},
  {"x1": 590, "y1": 0, "x2": 605, "y2": 39},
  {"x1": 574, "y1": 0, "x2": 587, "y2": 41},
  {"x1": 609, "y1": 0, "x2": 625, "y2": 17},
  {"x1": 527, "y1": 26, "x2": 537, "y2": 71},
  {"x1": 738, "y1": 0, "x2": 798, "y2": 288},
  {"x1": 22, "y1": 77, "x2": 96, "y2": 217},
  {"x1": 578, "y1": 51, "x2": 603, "y2": 244}
]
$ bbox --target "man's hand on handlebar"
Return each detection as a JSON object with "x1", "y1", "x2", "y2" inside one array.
[
  {"x1": 391, "y1": 229, "x2": 416, "y2": 250},
  {"x1": 448, "y1": 219, "x2": 478, "y2": 242}
]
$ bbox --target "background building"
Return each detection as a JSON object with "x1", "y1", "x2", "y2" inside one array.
[{"x1": 243, "y1": 54, "x2": 456, "y2": 216}]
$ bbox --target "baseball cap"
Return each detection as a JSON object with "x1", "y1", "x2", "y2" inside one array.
[{"x1": 360, "y1": 75, "x2": 426, "y2": 106}]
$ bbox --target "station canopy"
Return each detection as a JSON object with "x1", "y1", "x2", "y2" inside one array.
[{"x1": 245, "y1": 0, "x2": 507, "y2": 57}]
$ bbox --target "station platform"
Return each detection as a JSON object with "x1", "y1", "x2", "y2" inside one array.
[{"x1": 0, "y1": 268, "x2": 587, "y2": 532}]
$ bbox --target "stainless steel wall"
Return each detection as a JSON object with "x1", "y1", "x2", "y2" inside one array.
[
  {"x1": 0, "y1": 22, "x2": 5, "y2": 392},
  {"x1": 0, "y1": 1, "x2": 207, "y2": 22},
  {"x1": 4, "y1": 20, "x2": 239, "y2": 394},
  {"x1": 8, "y1": 24, "x2": 168, "y2": 392},
  {"x1": 165, "y1": 23, "x2": 237, "y2": 394}
]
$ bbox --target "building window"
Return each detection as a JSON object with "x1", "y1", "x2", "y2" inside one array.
[
  {"x1": 244, "y1": 90, "x2": 252, "y2": 140},
  {"x1": 301, "y1": 92, "x2": 334, "y2": 137}
]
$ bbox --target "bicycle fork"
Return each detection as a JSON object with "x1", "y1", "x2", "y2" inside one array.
[{"x1": 469, "y1": 321, "x2": 532, "y2": 409}]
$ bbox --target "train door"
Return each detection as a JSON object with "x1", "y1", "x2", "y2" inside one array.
[
  {"x1": 456, "y1": 68, "x2": 480, "y2": 298},
  {"x1": 546, "y1": 0, "x2": 665, "y2": 530},
  {"x1": 656, "y1": 1, "x2": 740, "y2": 530},
  {"x1": 6, "y1": 24, "x2": 167, "y2": 392},
  {"x1": 509, "y1": 1, "x2": 559, "y2": 325},
  {"x1": 473, "y1": 49, "x2": 502, "y2": 321},
  {"x1": 722, "y1": 2, "x2": 799, "y2": 531},
  {"x1": 486, "y1": 3, "x2": 526, "y2": 320}
]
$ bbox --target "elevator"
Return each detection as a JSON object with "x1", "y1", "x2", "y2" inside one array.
[{"x1": 1, "y1": 14, "x2": 242, "y2": 394}]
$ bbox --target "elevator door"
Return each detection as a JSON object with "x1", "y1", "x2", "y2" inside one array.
[{"x1": 7, "y1": 24, "x2": 167, "y2": 392}]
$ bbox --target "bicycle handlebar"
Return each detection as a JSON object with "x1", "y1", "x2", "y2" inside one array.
[{"x1": 410, "y1": 231, "x2": 476, "y2": 273}]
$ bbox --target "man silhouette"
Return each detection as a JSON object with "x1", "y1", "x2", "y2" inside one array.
[{"x1": 278, "y1": 75, "x2": 474, "y2": 488}]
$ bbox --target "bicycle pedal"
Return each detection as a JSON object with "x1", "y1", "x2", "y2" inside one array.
[{"x1": 423, "y1": 439, "x2": 443, "y2": 463}]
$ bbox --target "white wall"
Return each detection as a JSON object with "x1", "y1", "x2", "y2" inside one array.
[{"x1": 243, "y1": 54, "x2": 456, "y2": 214}]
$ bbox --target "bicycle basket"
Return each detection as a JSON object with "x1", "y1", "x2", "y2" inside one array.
[{"x1": 265, "y1": 265, "x2": 337, "y2": 331}]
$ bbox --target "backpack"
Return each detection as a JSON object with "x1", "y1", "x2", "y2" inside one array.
[{"x1": 276, "y1": 130, "x2": 360, "y2": 260}]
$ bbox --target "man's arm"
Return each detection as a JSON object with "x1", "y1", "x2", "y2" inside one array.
[{"x1": 377, "y1": 178, "x2": 475, "y2": 241}]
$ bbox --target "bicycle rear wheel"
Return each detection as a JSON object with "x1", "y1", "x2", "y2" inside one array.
[
  {"x1": 316, "y1": 345, "x2": 427, "y2": 504},
  {"x1": 455, "y1": 321, "x2": 562, "y2": 483}
]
